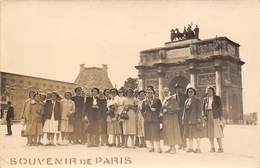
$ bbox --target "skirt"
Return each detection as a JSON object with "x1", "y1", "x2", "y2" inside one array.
[
  {"x1": 144, "y1": 122, "x2": 160, "y2": 141},
  {"x1": 87, "y1": 121, "x2": 99, "y2": 134},
  {"x1": 122, "y1": 110, "x2": 136, "y2": 135},
  {"x1": 43, "y1": 119, "x2": 59, "y2": 133},
  {"x1": 99, "y1": 120, "x2": 107, "y2": 135},
  {"x1": 136, "y1": 111, "x2": 145, "y2": 137},
  {"x1": 25, "y1": 120, "x2": 43, "y2": 136},
  {"x1": 183, "y1": 123, "x2": 204, "y2": 139},
  {"x1": 107, "y1": 119, "x2": 121, "y2": 135},
  {"x1": 162, "y1": 113, "x2": 182, "y2": 146},
  {"x1": 73, "y1": 119, "x2": 85, "y2": 140},
  {"x1": 60, "y1": 119, "x2": 73, "y2": 133},
  {"x1": 206, "y1": 109, "x2": 224, "y2": 138}
]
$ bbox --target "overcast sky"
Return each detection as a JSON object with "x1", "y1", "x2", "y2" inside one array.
[{"x1": 1, "y1": 0, "x2": 260, "y2": 113}]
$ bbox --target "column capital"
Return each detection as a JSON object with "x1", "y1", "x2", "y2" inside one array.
[
  {"x1": 214, "y1": 65, "x2": 222, "y2": 71},
  {"x1": 188, "y1": 67, "x2": 199, "y2": 74},
  {"x1": 157, "y1": 67, "x2": 165, "y2": 77}
]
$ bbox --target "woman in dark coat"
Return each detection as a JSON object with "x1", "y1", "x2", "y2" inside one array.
[
  {"x1": 141, "y1": 86, "x2": 162, "y2": 153},
  {"x1": 43, "y1": 92, "x2": 61, "y2": 145},
  {"x1": 182, "y1": 84, "x2": 203, "y2": 153},
  {"x1": 85, "y1": 88, "x2": 102, "y2": 147},
  {"x1": 161, "y1": 87, "x2": 182, "y2": 154},
  {"x1": 202, "y1": 86, "x2": 224, "y2": 153}
]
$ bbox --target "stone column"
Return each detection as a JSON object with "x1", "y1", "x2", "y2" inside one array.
[
  {"x1": 138, "y1": 71, "x2": 145, "y2": 91},
  {"x1": 214, "y1": 65, "x2": 222, "y2": 97},
  {"x1": 189, "y1": 64, "x2": 198, "y2": 88},
  {"x1": 138, "y1": 78, "x2": 144, "y2": 91},
  {"x1": 157, "y1": 67, "x2": 165, "y2": 101}
]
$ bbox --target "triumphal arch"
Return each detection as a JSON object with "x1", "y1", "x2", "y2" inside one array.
[{"x1": 135, "y1": 30, "x2": 244, "y2": 122}]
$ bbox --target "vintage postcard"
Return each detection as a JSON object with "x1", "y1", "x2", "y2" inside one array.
[{"x1": 0, "y1": 0, "x2": 259, "y2": 168}]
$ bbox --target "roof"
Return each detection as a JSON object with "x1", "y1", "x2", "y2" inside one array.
[
  {"x1": 0, "y1": 71, "x2": 76, "y2": 85},
  {"x1": 74, "y1": 65, "x2": 113, "y2": 90},
  {"x1": 140, "y1": 36, "x2": 240, "y2": 53}
]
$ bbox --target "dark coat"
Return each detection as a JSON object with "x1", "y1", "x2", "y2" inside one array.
[
  {"x1": 176, "y1": 92, "x2": 187, "y2": 118},
  {"x1": 71, "y1": 96, "x2": 85, "y2": 119},
  {"x1": 202, "y1": 95, "x2": 222, "y2": 119},
  {"x1": 99, "y1": 98, "x2": 108, "y2": 121},
  {"x1": 6, "y1": 106, "x2": 14, "y2": 121},
  {"x1": 43, "y1": 100, "x2": 61, "y2": 120},
  {"x1": 85, "y1": 97, "x2": 102, "y2": 121},
  {"x1": 182, "y1": 97, "x2": 201, "y2": 125},
  {"x1": 141, "y1": 97, "x2": 162, "y2": 123}
]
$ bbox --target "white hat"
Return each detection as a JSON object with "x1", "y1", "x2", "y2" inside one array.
[{"x1": 185, "y1": 83, "x2": 196, "y2": 95}]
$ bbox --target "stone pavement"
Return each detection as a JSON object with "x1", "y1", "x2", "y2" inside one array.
[{"x1": 0, "y1": 124, "x2": 258, "y2": 168}]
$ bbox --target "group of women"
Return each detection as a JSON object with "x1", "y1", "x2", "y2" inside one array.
[{"x1": 20, "y1": 84, "x2": 225, "y2": 154}]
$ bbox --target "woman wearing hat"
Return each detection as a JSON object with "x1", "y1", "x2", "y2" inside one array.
[
  {"x1": 116, "y1": 88, "x2": 126, "y2": 147},
  {"x1": 60, "y1": 91, "x2": 75, "y2": 144},
  {"x1": 141, "y1": 86, "x2": 162, "y2": 153},
  {"x1": 106, "y1": 88, "x2": 121, "y2": 147},
  {"x1": 121, "y1": 88, "x2": 137, "y2": 148},
  {"x1": 25, "y1": 93, "x2": 44, "y2": 146},
  {"x1": 161, "y1": 87, "x2": 182, "y2": 154},
  {"x1": 136, "y1": 90, "x2": 146, "y2": 147},
  {"x1": 202, "y1": 86, "x2": 224, "y2": 153},
  {"x1": 43, "y1": 92, "x2": 61, "y2": 145},
  {"x1": 21, "y1": 90, "x2": 35, "y2": 145},
  {"x1": 182, "y1": 84, "x2": 203, "y2": 153}
]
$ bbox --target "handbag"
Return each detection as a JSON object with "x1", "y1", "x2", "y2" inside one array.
[
  {"x1": 120, "y1": 109, "x2": 129, "y2": 120},
  {"x1": 21, "y1": 124, "x2": 26, "y2": 137}
]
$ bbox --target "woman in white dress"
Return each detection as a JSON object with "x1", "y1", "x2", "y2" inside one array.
[
  {"x1": 122, "y1": 88, "x2": 137, "y2": 148},
  {"x1": 43, "y1": 92, "x2": 61, "y2": 145},
  {"x1": 60, "y1": 92, "x2": 75, "y2": 144},
  {"x1": 136, "y1": 90, "x2": 146, "y2": 147},
  {"x1": 116, "y1": 89, "x2": 126, "y2": 147}
]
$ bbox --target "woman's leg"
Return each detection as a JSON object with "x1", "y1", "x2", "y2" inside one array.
[
  {"x1": 112, "y1": 135, "x2": 116, "y2": 145},
  {"x1": 116, "y1": 135, "x2": 121, "y2": 147},
  {"x1": 130, "y1": 135, "x2": 135, "y2": 148},
  {"x1": 154, "y1": 141, "x2": 161, "y2": 153},
  {"x1": 216, "y1": 138, "x2": 223, "y2": 152},
  {"x1": 28, "y1": 135, "x2": 32, "y2": 145},
  {"x1": 124, "y1": 135, "x2": 129, "y2": 147},
  {"x1": 209, "y1": 138, "x2": 215, "y2": 152},
  {"x1": 195, "y1": 138, "x2": 201, "y2": 153},
  {"x1": 56, "y1": 133, "x2": 60, "y2": 144},
  {"x1": 149, "y1": 141, "x2": 154, "y2": 152},
  {"x1": 187, "y1": 138, "x2": 194, "y2": 152}
]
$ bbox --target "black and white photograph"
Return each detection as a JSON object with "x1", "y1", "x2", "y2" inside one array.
[{"x1": 0, "y1": 0, "x2": 259, "y2": 168}]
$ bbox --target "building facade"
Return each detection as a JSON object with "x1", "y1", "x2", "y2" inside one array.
[
  {"x1": 135, "y1": 37, "x2": 244, "y2": 122},
  {"x1": 0, "y1": 64, "x2": 113, "y2": 120}
]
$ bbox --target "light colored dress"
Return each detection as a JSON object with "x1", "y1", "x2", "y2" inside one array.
[
  {"x1": 107, "y1": 97, "x2": 121, "y2": 135},
  {"x1": 43, "y1": 101, "x2": 59, "y2": 133},
  {"x1": 205, "y1": 96, "x2": 224, "y2": 138},
  {"x1": 122, "y1": 97, "x2": 137, "y2": 135},
  {"x1": 136, "y1": 99, "x2": 145, "y2": 137},
  {"x1": 25, "y1": 102, "x2": 43, "y2": 136},
  {"x1": 162, "y1": 95, "x2": 182, "y2": 146},
  {"x1": 60, "y1": 99, "x2": 75, "y2": 133}
]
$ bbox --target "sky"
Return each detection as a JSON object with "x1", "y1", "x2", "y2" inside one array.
[{"x1": 1, "y1": 0, "x2": 260, "y2": 113}]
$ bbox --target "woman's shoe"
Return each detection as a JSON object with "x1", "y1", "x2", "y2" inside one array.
[
  {"x1": 149, "y1": 148, "x2": 154, "y2": 152},
  {"x1": 170, "y1": 149, "x2": 176, "y2": 154},
  {"x1": 156, "y1": 149, "x2": 162, "y2": 153},
  {"x1": 210, "y1": 148, "x2": 216, "y2": 153},
  {"x1": 165, "y1": 149, "x2": 171, "y2": 153},
  {"x1": 217, "y1": 148, "x2": 224, "y2": 153},
  {"x1": 194, "y1": 149, "x2": 201, "y2": 153},
  {"x1": 186, "y1": 148, "x2": 194, "y2": 153}
]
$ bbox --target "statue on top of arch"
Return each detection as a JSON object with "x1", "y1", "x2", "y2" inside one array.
[{"x1": 170, "y1": 23, "x2": 199, "y2": 42}]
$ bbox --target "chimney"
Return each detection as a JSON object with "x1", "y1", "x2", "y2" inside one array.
[
  {"x1": 102, "y1": 64, "x2": 108, "y2": 74},
  {"x1": 80, "y1": 64, "x2": 85, "y2": 72}
]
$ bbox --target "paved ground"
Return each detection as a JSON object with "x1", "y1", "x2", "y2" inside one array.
[{"x1": 0, "y1": 124, "x2": 258, "y2": 168}]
